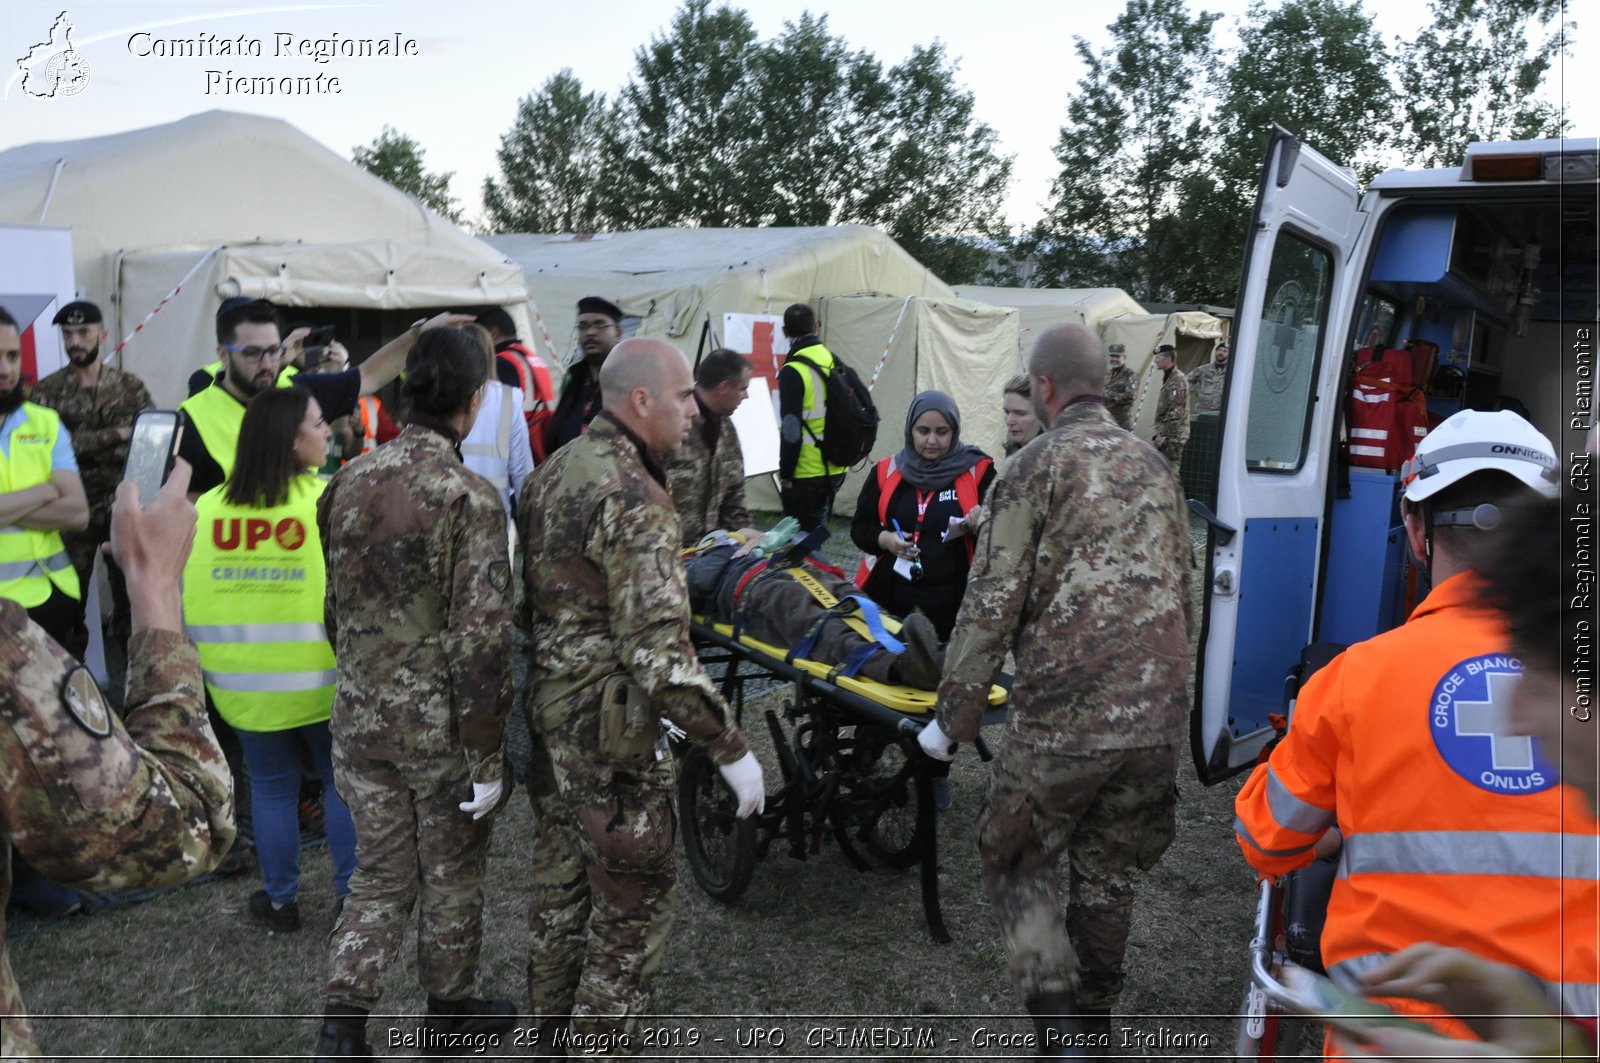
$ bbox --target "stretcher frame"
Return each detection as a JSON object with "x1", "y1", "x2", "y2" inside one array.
[{"x1": 682, "y1": 618, "x2": 1002, "y2": 943}]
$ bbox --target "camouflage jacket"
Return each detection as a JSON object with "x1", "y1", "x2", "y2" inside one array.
[
  {"x1": 517, "y1": 414, "x2": 747, "y2": 765},
  {"x1": 318, "y1": 423, "x2": 512, "y2": 783},
  {"x1": 1187, "y1": 361, "x2": 1225, "y2": 414},
  {"x1": 935, "y1": 400, "x2": 1193, "y2": 752},
  {"x1": 1154, "y1": 368, "x2": 1190, "y2": 445},
  {"x1": 1104, "y1": 365, "x2": 1137, "y2": 431},
  {"x1": 663, "y1": 404, "x2": 751, "y2": 547},
  {"x1": 29, "y1": 363, "x2": 152, "y2": 526},
  {"x1": 1, "y1": 601, "x2": 235, "y2": 1057}
]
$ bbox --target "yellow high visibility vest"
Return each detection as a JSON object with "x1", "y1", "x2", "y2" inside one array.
[
  {"x1": 787, "y1": 341, "x2": 845, "y2": 479},
  {"x1": 182, "y1": 476, "x2": 334, "y2": 731},
  {"x1": 196, "y1": 360, "x2": 298, "y2": 390},
  {"x1": 0, "y1": 403, "x2": 81, "y2": 607}
]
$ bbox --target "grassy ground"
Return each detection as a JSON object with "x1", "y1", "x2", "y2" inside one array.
[{"x1": 8, "y1": 514, "x2": 1277, "y2": 1060}]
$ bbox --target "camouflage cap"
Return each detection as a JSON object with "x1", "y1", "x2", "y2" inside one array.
[{"x1": 1108, "y1": 343, "x2": 1126, "y2": 355}]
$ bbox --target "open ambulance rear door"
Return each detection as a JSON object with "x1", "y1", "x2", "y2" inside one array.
[{"x1": 1191, "y1": 127, "x2": 1364, "y2": 784}]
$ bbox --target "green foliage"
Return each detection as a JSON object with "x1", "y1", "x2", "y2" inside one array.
[
  {"x1": 350, "y1": 126, "x2": 460, "y2": 223},
  {"x1": 482, "y1": 70, "x2": 618, "y2": 234},
  {"x1": 483, "y1": 2, "x2": 1011, "y2": 282},
  {"x1": 1035, "y1": 0, "x2": 1221, "y2": 302},
  {"x1": 1397, "y1": 0, "x2": 1568, "y2": 167}
]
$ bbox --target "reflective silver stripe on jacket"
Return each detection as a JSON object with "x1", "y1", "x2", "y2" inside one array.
[
  {"x1": 186, "y1": 622, "x2": 329, "y2": 644},
  {"x1": 0, "y1": 548, "x2": 70, "y2": 581},
  {"x1": 1234, "y1": 816, "x2": 1316, "y2": 859},
  {"x1": 1329, "y1": 954, "x2": 1600, "y2": 1016},
  {"x1": 1266, "y1": 768, "x2": 1335, "y2": 835},
  {"x1": 1339, "y1": 830, "x2": 1600, "y2": 881},
  {"x1": 201, "y1": 669, "x2": 337, "y2": 693}
]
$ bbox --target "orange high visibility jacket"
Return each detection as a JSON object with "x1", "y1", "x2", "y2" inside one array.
[{"x1": 1235, "y1": 572, "x2": 1599, "y2": 1016}]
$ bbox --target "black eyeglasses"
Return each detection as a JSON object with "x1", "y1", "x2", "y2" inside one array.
[{"x1": 222, "y1": 343, "x2": 284, "y2": 362}]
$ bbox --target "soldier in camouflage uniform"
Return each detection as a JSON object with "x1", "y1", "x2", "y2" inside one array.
[
  {"x1": 314, "y1": 327, "x2": 517, "y2": 1060},
  {"x1": 29, "y1": 301, "x2": 153, "y2": 647},
  {"x1": 1151, "y1": 344, "x2": 1190, "y2": 476},
  {"x1": 1, "y1": 460, "x2": 236, "y2": 1059},
  {"x1": 663, "y1": 347, "x2": 756, "y2": 547},
  {"x1": 1185, "y1": 342, "x2": 1228, "y2": 415},
  {"x1": 921, "y1": 324, "x2": 1192, "y2": 1050},
  {"x1": 519, "y1": 338, "x2": 764, "y2": 1054},
  {"x1": 1102, "y1": 344, "x2": 1136, "y2": 431}
]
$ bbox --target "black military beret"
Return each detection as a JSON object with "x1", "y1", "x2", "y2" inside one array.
[
  {"x1": 52, "y1": 300, "x2": 102, "y2": 326},
  {"x1": 1154, "y1": 343, "x2": 1177, "y2": 355},
  {"x1": 576, "y1": 295, "x2": 623, "y2": 323}
]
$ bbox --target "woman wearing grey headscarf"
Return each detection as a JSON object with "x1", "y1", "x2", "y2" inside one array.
[{"x1": 850, "y1": 390, "x2": 996, "y2": 641}]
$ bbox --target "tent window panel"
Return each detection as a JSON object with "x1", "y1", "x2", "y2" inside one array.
[{"x1": 1244, "y1": 233, "x2": 1333, "y2": 472}]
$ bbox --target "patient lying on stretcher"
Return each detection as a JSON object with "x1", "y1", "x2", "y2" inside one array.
[{"x1": 683, "y1": 527, "x2": 945, "y2": 690}]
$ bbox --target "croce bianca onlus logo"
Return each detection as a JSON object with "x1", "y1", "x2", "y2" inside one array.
[{"x1": 17, "y1": 10, "x2": 91, "y2": 98}]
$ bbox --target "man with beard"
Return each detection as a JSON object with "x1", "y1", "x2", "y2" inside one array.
[
  {"x1": 546, "y1": 296, "x2": 624, "y2": 455},
  {"x1": 0, "y1": 305, "x2": 90, "y2": 656},
  {"x1": 1185, "y1": 342, "x2": 1228, "y2": 414},
  {"x1": 30, "y1": 301, "x2": 152, "y2": 651},
  {"x1": 177, "y1": 299, "x2": 464, "y2": 498}
]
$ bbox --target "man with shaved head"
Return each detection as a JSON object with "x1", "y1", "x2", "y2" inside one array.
[
  {"x1": 517, "y1": 337, "x2": 764, "y2": 1054},
  {"x1": 920, "y1": 324, "x2": 1193, "y2": 1055}
]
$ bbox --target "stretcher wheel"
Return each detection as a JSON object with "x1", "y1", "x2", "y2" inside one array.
[
  {"x1": 859, "y1": 739, "x2": 928, "y2": 870},
  {"x1": 678, "y1": 743, "x2": 757, "y2": 902}
]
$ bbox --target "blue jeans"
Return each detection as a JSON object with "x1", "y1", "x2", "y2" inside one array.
[{"x1": 235, "y1": 722, "x2": 357, "y2": 905}]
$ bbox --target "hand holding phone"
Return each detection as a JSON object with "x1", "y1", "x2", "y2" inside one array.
[{"x1": 121, "y1": 411, "x2": 184, "y2": 507}]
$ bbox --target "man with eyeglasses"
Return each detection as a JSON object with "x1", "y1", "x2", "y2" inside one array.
[
  {"x1": 545, "y1": 295, "x2": 623, "y2": 455},
  {"x1": 176, "y1": 299, "x2": 466, "y2": 499}
]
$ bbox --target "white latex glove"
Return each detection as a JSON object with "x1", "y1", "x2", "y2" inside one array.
[
  {"x1": 717, "y1": 751, "x2": 766, "y2": 818},
  {"x1": 918, "y1": 719, "x2": 956, "y2": 761},
  {"x1": 459, "y1": 780, "x2": 503, "y2": 820}
]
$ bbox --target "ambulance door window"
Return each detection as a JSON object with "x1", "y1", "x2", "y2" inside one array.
[{"x1": 1243, "y1": 234, "x2": 1333, "y2": 472}]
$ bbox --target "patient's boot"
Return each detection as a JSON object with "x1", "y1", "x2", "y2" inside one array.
[
  {"x1": 890, "y1": 612, "x2": 943, "y2": 690},
  {"x1": 1026, "y1": 991, "x2": 1090, "y2": 1060}
]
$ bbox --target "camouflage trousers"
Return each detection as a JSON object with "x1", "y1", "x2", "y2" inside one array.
[
  {"x1": 978, "y1": 744, "x2": 1178, "y2": 1011},
  {"x1": 525, "y1": 718, "x2": 676, "y2": 1054},
  {"x1": 1159, "y1": 440, "x2": 1186, "y2": 482},
  {"x1": 323, "y1": 750, "x2": 492, "y2": 1010}
]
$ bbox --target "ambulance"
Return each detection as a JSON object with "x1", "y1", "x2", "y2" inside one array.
[{"x1": 1191, "y1": 128, "x2": 1597, "y2": 783}]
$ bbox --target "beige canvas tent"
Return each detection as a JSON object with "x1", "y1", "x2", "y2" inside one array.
[
  {"x1": 484, "y1": 225, "x2": 954, "y2": 362},
  {"x1": 955, "y1": 285, "x2": 1228, "y2": 442},
  {"x1": 0, "y1": 110, "x2": 529, "y2": 405},
  {"x1": 489, "y1": 226, "x2": 1020, "y2": 516},
  {"x1": 952, "y1": 285, "x2": 1146, "y2": 351}
]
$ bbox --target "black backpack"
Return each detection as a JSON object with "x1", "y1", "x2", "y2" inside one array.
[{"x1": 787, "y1": 350, "x2": 879, "y2": 468}]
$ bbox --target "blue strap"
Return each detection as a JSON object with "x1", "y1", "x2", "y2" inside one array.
[
  {"x1": 840, "y1": 595, "x2": 905, "y2": 654},
  {"x1": 833, "y1": 642, "x2": 882, "y2": 679},
  {"x1": 789, "y1": 612, "x2": 831, "y2": 663}
]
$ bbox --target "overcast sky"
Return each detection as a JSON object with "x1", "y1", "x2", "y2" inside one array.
[{"x1": 2, "y1": 0, "x2": 1594, "y2": 229}]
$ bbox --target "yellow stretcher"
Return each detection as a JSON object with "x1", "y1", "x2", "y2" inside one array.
[{"x1": 681, "y1": 577, "x2": 1006, "y2": 943}]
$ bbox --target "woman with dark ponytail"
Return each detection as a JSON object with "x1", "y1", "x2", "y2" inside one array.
[{"x1": 311, "y1": 325, "x2": 518, "y2": 1058}]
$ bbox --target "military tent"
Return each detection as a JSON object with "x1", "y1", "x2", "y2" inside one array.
[
  {"x1": 0, "y1": 110, "x2": 528, "y2": 405},
  {"x1": 488, "y1": 226, "x2": 1020, "y2": 516}
]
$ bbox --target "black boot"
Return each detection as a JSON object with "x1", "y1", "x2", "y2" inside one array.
[
  {"x1": 313, "y1": 1005, "x2": 374, "y2": 1062},
  {"x1": 1026, "y1": 991, "x2": 1089, "y2": 1060},
  {"x1": 891, "y1": 611, "x2": 943, "y2": 690},
  {"x1": 1080, "y1": 1008, "x2": 1112, "y2": 1057},
  {"x1": 423, "y1": 994, "x2": 518, "y2": 1037}
]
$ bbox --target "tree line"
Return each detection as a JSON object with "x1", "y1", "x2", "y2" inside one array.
[{"x1": 352, "y1": 0, "x2": 1567, "y2": 305}]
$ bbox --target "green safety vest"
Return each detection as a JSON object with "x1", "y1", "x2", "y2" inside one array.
[
  {"x1": 197, "y1": 360, "x2": 298, "y2": 389},
  {"x1": 179, "y1": 383, "x2": 249, "y2": 482},
  {"x1": 788, "y1": 342, "x2": 845, "y2": 479},
  {"x1": 0, "y1": 403, "x2": 81, "y2": 607},
  {"x1": 182, "y1": 476, "x2": 334, "y2": 732}
]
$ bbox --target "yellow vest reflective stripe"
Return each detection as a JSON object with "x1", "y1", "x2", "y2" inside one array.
[
  {"x1": 182, "y1": 476, "x2": 334, "y2": 731},
  {"x1": 789, "y1": 342, "x2": 845, "y2": 479},
  {"x1": 0, "y1": 404, "x2": 81, "y2": 607}
]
